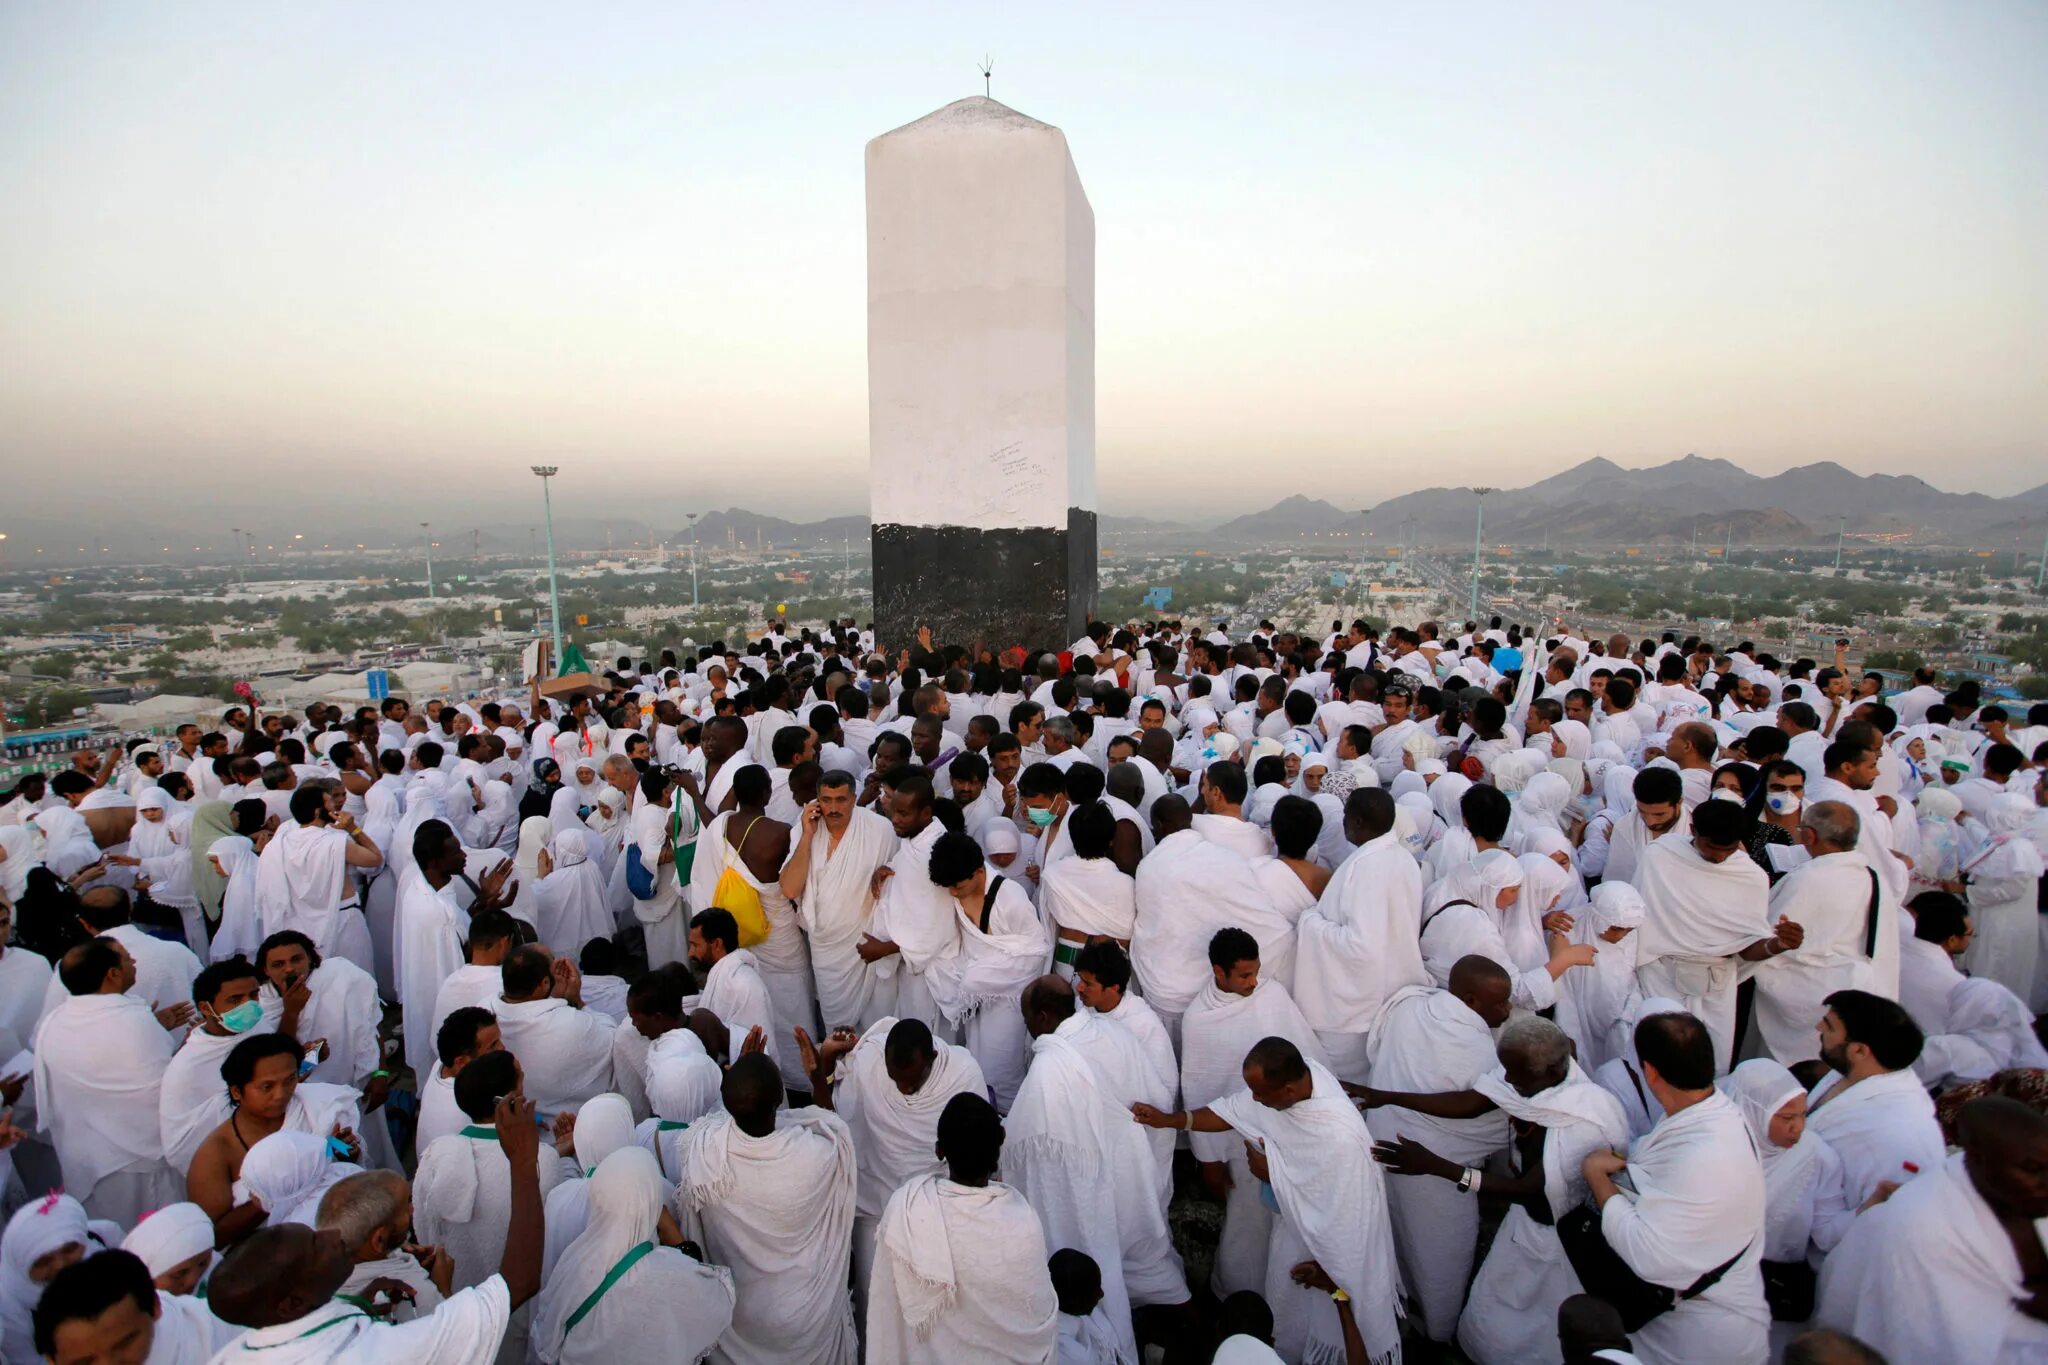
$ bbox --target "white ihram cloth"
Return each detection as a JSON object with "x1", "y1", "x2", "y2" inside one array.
[
  {"x1": 0, "y1": 1196, "x2": 124, "y2": 1365},
  {"x1": 1180, "y1": 979, "x2": 1329, "y2": 1297},
  {"x1": 1210, "y1": 1063, "x2": 1402, "y2": 1365},
  {"x1": 206, "y1": 836, "x2": 263, "y2": 964},
  {"x1": 867, "y1": 1175, "x2": 1059, "y2": 1365},
  {"x1": 1553, "y1": 883, "x2": 1646, "y2": 1074},
  {"x1": 32, "y1": 991, "x2": 180, "y2": 1222},
  {"x1": 1456, "y1": 1060, "x2": 1631, "y2": 1365},
  {"x1": 261, "y1": 957, "x2": 380, "y2": 1086},
  {"x1": 1055, "y1": 1304, "x2": 1129, "y2": 1365},
  {"x1": 1915, "y1": 976, "x2": 2048, "y2": 1089},
  {"x1": 1361, "y1": 984, "x2": 1510, "y2": 1342},
  {"x1": 835, "y1": 1019, "x2": 988, "y2": 1224},
  {"x1": 412, "y1": 1122, "x2": 572, "y2": 1364},
  {"x1": 253, "y1": 822, "x2": 372, "y2": 973},
  {"x1": 698, "y1": 948, "x2": 781, "y2": 1075},
  {"x1": 531, "y1": 1148, "x2": 735, "y2": 1365},
  {"x1": 791, "y1": 808, "x2": 896, "y2": 1031},
  {"x1": 491, "y1": 995, "x2": 614, "y2": 1116},
  {"x1": 1290, "y1": 831, "x2": 1427, "y2": 1080},
  {"x1": 540, "y1": 1093, "x2": 638, "y2": 1280},
  {"x1": 1960, "y1": 794, "x2": 2046, "y2": 998},
  {"x1": 530, "y1": 829, "x2": 614, "y2": 958},
  {"x1": 1597, "y1": 1091, "x2": 1769, "y2": 1365},
  {"x1": 634, "y1": 1028, "x2": 727, "y2": 1186},
  {"x1": 1005, "y1": 1012, "x2": 1186, "y2": 1365},
  {"x1": 396, "y1": 872, "x2": 470, "y2": 1078},
  {"x1": 1038, "y1": 854, "x2": 1137, "y2": 940},
  {"x1": 209, "y1": 1277, "x2": 513, "y2": 1364},
  {"x1": 1601, "y1": 807, "x2": 1688, "y2": 887},
  {"x1": 427, "y1": 964, "x2": 501, "y2": 1075},
  {"x1": 1804, "y1": 1066, "x2": 1946, "y2": 1208},
  {"x1": 1132, "y1": 829, "x2": 1299, "y2": 1031},
  {"x1": 1099, "y1": 992, "x2": 1180, "y2": 1211},
  {"x1": 924, "y1": 876, "x2": 1050, "y2": 1110},
  {"x1": 689, "y1": 812, "x2": 818, "y2": 1091},
  {"x1": 674, "y1": 1107, "x2": 860, "y2": 1365},
  {"x1": 39, "y1": 922, "x2": 204, "y2": 1028},
  {"x1": 1815, "y1": 1149, "x2": 2048, "y2": 1362},
  {"x1": 1897, "y1": 931, "x2": 1966, "y2": 1035},
  {"x1": 864, "y1": 820, "x2": 956, "y2": 1030},
  {"x1": 1631, "y1": 837, "x2": 1771, "y2": 1070},
  {"x1": 1746, "y1": 851, "x2": 1889, "y2": 1065}
]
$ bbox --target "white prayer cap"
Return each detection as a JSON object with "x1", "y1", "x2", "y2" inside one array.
[
  {"x1": 1914, "y1": 787, "x2": 1962, "y2": 822},
  {"x1": 239, "y1": 1129, "x2": 358, "y2": 1228},
  {"x1": 1585, "y1": 882, "x2": 1646, "y2": 934},
  {"x1": 594, "y1": 785, "x2": 627, "y2": 815},
  {"x1": 1249, "y1": 737, "x2": 1283, "y2": 766},
  {"x1": 121, "y1": 1202, "x2": 215, "y2": 1279},
  {"x1": 1414, "y1": 758, "x2": 1446, "y2": 778},
  {"x1": 982, "y1": 821, "x2": 1021, "y2": 856},
  {"x1": 136, "y1": 787, "x2": 172, "y2": 813}
]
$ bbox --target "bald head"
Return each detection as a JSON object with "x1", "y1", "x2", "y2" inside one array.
[
  {"x1": 1150, "y1": 793, "x2": 1192, "y2": 840},
  {"x1": 207, "y1": 1223, "x2": 351, "y2": 1328},
  {"x1": 721, "y1": 1053, "x2": 783, "y2": 1137},
  {"x1": 1020, "y1": 974, "x2": 1076, "y2": 1039}
]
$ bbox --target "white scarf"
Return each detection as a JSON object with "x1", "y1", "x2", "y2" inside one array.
[
  {"x1": 1553, "y1": 882, "x2": 1645, "y2": 1074},
  {"x1": 673, "y1": 1108, "x2": 859, "y2": 1365},
  {"x1": 253, "y1": 821, "x2": 349, "y2": 947},
  {"x1": 924, "y1": 876, "x2": 1050, "y2": 1022},
  {"x1": 1720, "y1": 1059, "x2": 1823, "y2": 1261},
  {"x1": 866, "y1": 1176, "x2": 1059, "y2": 1364},
  {"x1": 1181, "y1": 979, "x2": 1329, "y2": 1164},
  {"x1": 32, "y1": 991, "x2": 176, "y2": 1190},
  {"x1": 235, "y1": 1128, "x2": 360, "y2": 1227},
  {"x1": 1038, "y1": 854, "x2": 1137, "y2": 940},
  {"x1": 492, "y1": 994, "x2": 616, "y2": 1116},
  {"x1": 1210, "y1": 1063, "x2": 1403, "y2": 1365},
  {"x1": 1632, "y1": 836, "x2": 1771, "y2": 963},
  {"x1": 1362, "y1": 983, "x2": 1510, "y2": 1164},
  {"x1": 1804, "y1": 1066, "x2": 1946, "y2": 1207},
  {"x1": 835, "y1": 1018, "x2": 986, "y2": 1219},
  {"x1": 532, "y1": 828, "x2": 614, "y2": 958},
  {"x1": 533, "y1": 1147, "x2": 735, "y2": 1364},
  {"x1": 1283, "y1": 832, "x2": 1427, "y2": 1033}
]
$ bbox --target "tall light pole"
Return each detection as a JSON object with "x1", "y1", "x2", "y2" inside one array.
[
  {"x1": 2037, "y1": 520, "x2": 2048, "y2": 592},
  {"x1": 420, "y1": 522, "x2": 435, "y2": 599},
  {"x1": 1834, "y1": 515, "x2": 1846, "y2": 572},
  {"x1": 532, "y1": 467, "x2": 563, "y2": 664},
  {"x1": 1469, "y1": 487, "x2": 1496, "y2": 621},
  {"x1": 1356, "y1": 506, "x2": 1372, "y2": 618},
  {"x1": 685, "y1": 512, "x2": 700, "y2": 607},
  {"x1": 231, "y1": 528, "x2": 246, "y2": 582}
]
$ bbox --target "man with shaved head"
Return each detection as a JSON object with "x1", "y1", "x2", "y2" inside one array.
[
  {"x1": 1135, "y1": 1035, "x2": 1401, "y2": 1365},
  {"x1": 1005, "y1": 975, "x2": 1186, "y2": 1364},
  {"x1": 672, "y1": 1053, "x2": 859, "y2": 1364},
  {"x1": 1817, "y1": 1095, "x2": 2048, "y2": 1360}
]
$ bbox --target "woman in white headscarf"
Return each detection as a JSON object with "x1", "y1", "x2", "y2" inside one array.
[
  {"x1": 1506, "y1": 771, "x2": 1573, "y2": 859},
  {"x1": 1422, "y1": 772, "x2": 1475, "y2": 881},
  {"x1": 1553, "y1": 882, "x2": 1646, "y2": 1073},
  {"x1": 1721, "y1": 1057, "x2": 1852, "y2": 1345},
  {"x1": 0, "y1": 1194, "x2": 122, "y2": 1362},
  {"x1": 206, "y1": 814, "x2": 265, "y2": 965},
  {"x1": 472, "y1": 779, "x2": 520, "y2": 857},
  {"x1": 236, "y1": 1129, "x2": 361, "y2": 1228},
  {"x1": 1419, "y1": 849, "x2": 1541, "y2": 1002},
  {"x1": 1577, "y1": 763, "x2": 1638, "y2": 882},
  {"x1": 501, "y1": 815, "x2": 555, "y2": 931},
  {"x1": 120, "y1": 1201, "x2": 217, "y2": 1296},
  {"x1": 532, "y1": 828, "x2": 616, "y2": 960},
  {"x1": 583, "y1": 786, "x2": 629, "y2": 875},
  {"x1": 1910, "y1": 787, "x2": 1967, "y2": 899},
  {"x1": 530, "y1": 1147, "x2": 735, "y2": 1365},
  {"x1": 1394, "y1": 791, "x2": 1440, "y2": 862},
  {"x1": 1959, "y1": 794, "x2": 2046, "y2": 999},
  {"x1": 133, "y1": 787, "x2": 205, "y2": 949},
  {"x1": 541, "y1": 1093, "x2": 639, "y2": 1281},
  {"x1": 1547, "y1": 718, "x2": 1593, "y2": 803}
]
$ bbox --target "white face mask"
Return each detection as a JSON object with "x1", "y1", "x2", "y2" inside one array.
[
  {"x1": 1709, "y1": 788, "x2": 1745, "y2": 804},
  {"x1": 1766, "y1": 791, "x2": 1802, "y2": 816}
]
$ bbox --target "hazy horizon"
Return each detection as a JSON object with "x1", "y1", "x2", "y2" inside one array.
[{"x1": 3, "y1": 2, "x2": 2043, "y2": 528}]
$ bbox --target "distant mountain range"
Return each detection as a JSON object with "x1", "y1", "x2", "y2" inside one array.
[
  {"x1": 10, "y1": 459, "x2": 2042, "y2": 565},
  {"x1": 1198, "y1": 456, "x2": 2048, "y2": 547}
]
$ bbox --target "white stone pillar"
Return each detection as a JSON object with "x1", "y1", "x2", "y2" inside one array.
[{"x1": 866, "y1": 96, "x2": 1096, "y2": 655}]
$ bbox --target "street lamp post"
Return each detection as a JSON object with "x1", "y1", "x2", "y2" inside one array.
[
  {"x1": 2037, "y1": 520, "x2": 2048, "y2": 593},
  {"x1": 1834, "y1": 516, "x2": 1846, "y2": 573},
  {"x1": 420, "y1": 522, "x2": 435, "y2": 599},
  {"x1": 1356, "y1": 506, "x2": 1372, "y2": 619},
  {"x1": 532, "y1": 467, "x2": 564, "y2": 664},
  {"x1": 686, "y1": 512, "x2": 700, "y2": 608},
  {"x1": 1469, "y1": 487, "x2": 1496, "y2": 621}
]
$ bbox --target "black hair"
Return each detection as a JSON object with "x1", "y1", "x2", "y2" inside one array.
[
  {"x1": 1459, "y1": 784, "x2": 1512, "y2": 842},
  {"x1": 192, "y1": 955, "x2": 260, "y2": 1006},
  {"x1": 1073, "y1": 938, "x2": 1132, "y2": 990},
  {"x1": 222, "y1": 1032, "x2": 302, "y2": 1092},
  {"x1": 500, "y1": 944, "x2": 553, "y2": 998},
  {"x1": 1825, "y1": 989, "x2": 1925, "y2": 1071},
  {"x1": 1269, "y1": 794, "x2": 1322, "y2": 860},
  {"x1": 1048, "y1": 1248, "x2": 1101, "y2": 1316},
  {"x1": 927, "y1": 830, "x2": 987, "y2": 888},
  {"x1": 1067, "y1": 802, "x2": 1116, "y2": 860},
  {"x1": 690, "y1": 907, "x2": 740, "y2": 953},
  {"x1": 1634, "y1": 1011, "x2": 1715, "y2": 1090},
  {"x1": 436, "y1": 1006, "x2": 497, "y2": 1068},
  {"x1": 1632, "y1": 766, "x2": 1683, "y2": 807},
  {"x1": 33, "y1": 1250, "x2": 155, "y2": 1359},
  {"x1": 454, "y1": 1049, "x2": 518, "y2": 1122},
  {"x1": 1907, "y1": 892, "x2": 1969, "y2": 945},
  {"x1": 1208, "y1": 926, "x2": 1259, "y2": 971}
]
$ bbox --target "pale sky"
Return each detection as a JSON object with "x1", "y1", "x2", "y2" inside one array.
[{"x1": 2, "y1": 1, "x2": 2042, "y2": 529}]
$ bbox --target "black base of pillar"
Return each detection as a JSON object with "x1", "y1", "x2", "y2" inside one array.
[{"x1": 872, "y1": 508, "x2": 1097, "y2": 656}]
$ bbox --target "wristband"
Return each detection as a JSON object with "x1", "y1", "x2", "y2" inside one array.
[
  {"x1": 1329, "y1": 1289, "x2": 1350, "y2": 1304},
  {"x1": 1456, "y1": 1167, "x2": 1481, "y2": 1194},
  {"x1": 1181, "y1": 1111, "x2": 1192, "y2": 1132},
  {"x1": 370, "y1": 1069, "x2": 391, "y2": 1080}
]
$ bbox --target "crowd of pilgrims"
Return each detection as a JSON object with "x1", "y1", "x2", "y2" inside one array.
[{"x1": 0, "y1": 612, "x2": 2045, "y2": 1365}]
